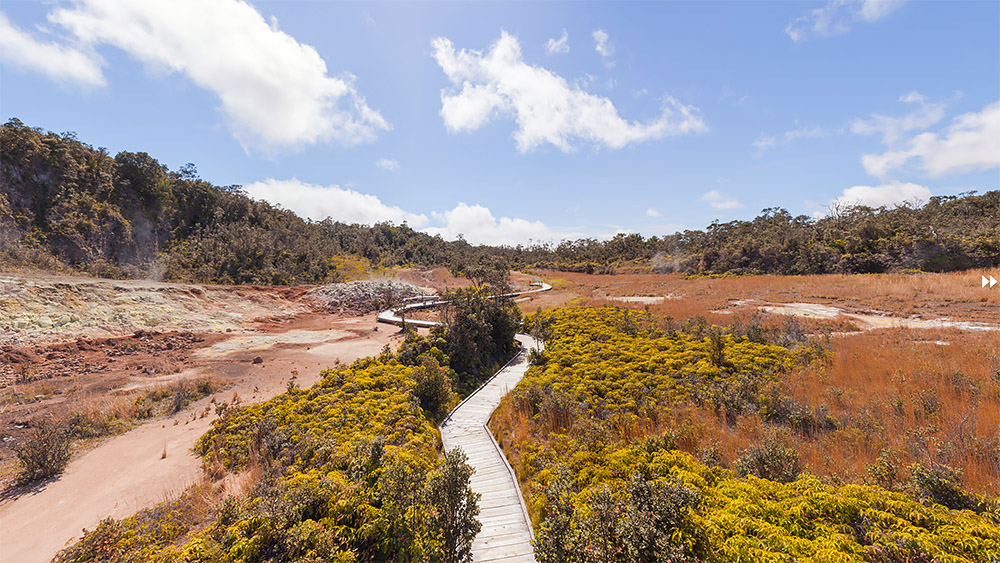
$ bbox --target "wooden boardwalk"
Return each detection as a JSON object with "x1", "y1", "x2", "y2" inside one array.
[
  {"x1": 377, "y1": 284, "x2": 549, "y2": 562},
  {"x1": 440, "y1": 334, "x2": 539, "y2": 563}
]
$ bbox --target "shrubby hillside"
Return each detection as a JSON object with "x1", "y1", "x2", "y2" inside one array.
[
  {"x1": 4, "y1": 119, "x2": 997, "y2": 283},
  {"x1": 530, "y1": 196, "x2": 1000, "y2": 275},
  {"x1": 0, "y1": 119, "x2": 499, "y2": 283}
]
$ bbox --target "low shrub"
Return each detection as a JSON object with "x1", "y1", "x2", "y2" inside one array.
[
  {"x1": 733, "y1": 435, "x2": 802, "y2": 483},
  {"x1": 14, "y1": 419, "x2": 72, "y2": 481}
]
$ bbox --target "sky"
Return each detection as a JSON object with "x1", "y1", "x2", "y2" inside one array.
[{"x1": 1, "y1": 0, "x2": 998, "y2": 246}]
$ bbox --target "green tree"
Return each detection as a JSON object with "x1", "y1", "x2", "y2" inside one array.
[
  {"x1": 413, "y1": 355, "x2": 455, "y2": 423},
  {"x1": 439, "y1": 286, "x2": 521, "y2": 394},
  {"x1": 423, "y1": 448, "x2": 481, "y2": 563}
]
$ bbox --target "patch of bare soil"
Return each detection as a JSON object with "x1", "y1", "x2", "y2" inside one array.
[
  {"x1": 745, "y1": 300, "x2": 1000, "y2": 331},
  {"x1": 0, "y1": 310, "x2": 405, "y2": 563}
]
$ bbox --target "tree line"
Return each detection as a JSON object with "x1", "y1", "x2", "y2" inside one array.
[{"x1": 3, "y1": 118, "x2": 997, "y2": 283}]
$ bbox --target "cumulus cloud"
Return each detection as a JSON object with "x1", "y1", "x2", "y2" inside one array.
[
  {"x1": 821, "y1": 182, "x2": 931, "y2": 215},
  {"x1": 545, "y1": 29, "x2": 569, "y2": 55},
  {"x1": 645, "y1": 207, "x2": 661, "y2": 218},
  {"x1": 243, "y1": 179, "x2": 428, "y2": 226},
  {"x1": 431, "y1": 31, "x2": 706, "y2": 153},
  {"x1": 425, "y1": 203, "x2": 557, "y2": 246},
  {"x1": 24, "y1": 0, "x2": 390, "y2": 152},
  {"x1": 700, "y1": 190, "x2": 743, "y2": 210},
  {"x1": 592, "y1": 28, "x2": 614, "y2": 67},
  {"x1": 786, "y1": 0, "x2": 906, "y2": 42},
  {"x1": 375, "y1": 158, "x2": 399, "y2": 172},
  {"x1": 0, "y1": 11, "x2": 104, "y2": 86},
  {"x1": 244, "y1": 179, "x2": 569, "y2": 246},
  {"x1": 860, "y1": 99, "x2": 1000, "y2": 178}
]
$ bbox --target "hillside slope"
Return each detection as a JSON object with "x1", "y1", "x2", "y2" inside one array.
[
  {"x1": 0, "y1": 119, "x2": 493, "y2": 284},
  {"x1": 3, "y1": 119, "x2": 997, "y2": 281}
]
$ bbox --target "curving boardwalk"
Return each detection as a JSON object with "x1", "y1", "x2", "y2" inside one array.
[
  {"x1": 377, "y1": 282, "x2": 548, "y2": 562},
  {"x1": 440, "y1": 334, "x2": 539, "y2": 562}
]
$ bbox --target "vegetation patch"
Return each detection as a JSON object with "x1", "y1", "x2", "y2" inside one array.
[
  {"x1": 57, "y1": 356, "x2": 483, "y2": 562},
  {"x1": 492, "y1": 306, "x2": 1000, "y2": 562}
]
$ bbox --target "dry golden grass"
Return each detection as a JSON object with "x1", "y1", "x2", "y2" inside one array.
[
  {"x1": 786, "y1": 329, "x2": 1000, "y2": 493},
  {"x1": 500, "y1": 270, "x2": 1000, "y2": 496},
  {"x1": 529, "y1": 269, "x2": 1000, "y2": 322}
]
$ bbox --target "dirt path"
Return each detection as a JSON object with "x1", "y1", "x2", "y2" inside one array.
[{"x1": 0, "y1": 313, "x2": 399, "y2": 563}]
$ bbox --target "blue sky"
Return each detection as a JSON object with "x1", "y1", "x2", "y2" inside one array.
[{"x1": 1, "y1": 0, "x2": 998, "y2": 245}]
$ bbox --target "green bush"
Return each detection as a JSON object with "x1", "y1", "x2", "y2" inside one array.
[
  {"x1": 908, "y1": 462, "x2": 984, "y2": 512},
  {"x1": 60, "y1": 356, "x2": 484, "y2": 563},
  {"x1": 494, "y1": 307, "x2": 1000, "y2": 561},
  {"x1": 733, "y1": 435, "x2": 802, "y2": 483},
  {"x1": 15, "y1": 419, "x2": 72, "y2": 481},
  {"x1": 423, "y1": 448, "x2": 481, "y2": 563},
  {"x1": 413, "y1": 355, "x2": 455, "y2": 423}
]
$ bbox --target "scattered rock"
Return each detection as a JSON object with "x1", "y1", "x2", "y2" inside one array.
[
  {"x1": 304, "y1": 280, "x2": 429, "y2": 314},
  {"x1": 252, "y1": 356, "x2": 263, "y2": 365}
]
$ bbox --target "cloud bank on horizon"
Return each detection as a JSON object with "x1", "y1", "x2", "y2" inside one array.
[{"x1": 243, "y1": 178, "x2": 576, "y2": 246}]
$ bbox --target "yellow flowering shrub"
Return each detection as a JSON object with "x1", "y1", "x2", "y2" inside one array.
[
  {"x1": 499, "y1": 307, "x2": 1000, "y2": 562},
  {"x1": 56, "y1": 356, "x2": 478, "y2": 563}
]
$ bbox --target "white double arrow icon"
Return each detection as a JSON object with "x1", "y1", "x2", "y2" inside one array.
[{"x1": 983, "y1": 275, "x2": 998, "y2": 288}]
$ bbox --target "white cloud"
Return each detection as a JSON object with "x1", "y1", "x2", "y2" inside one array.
[
  {"x1": 545, "y1": 29, "x2": 569, "y2": 55},
  {"x1": 425, "y1": 203, "x2": 557, "y2": 246},
  {"x1": 645, "y1": 207, "x2": 661, "y2": 218},
  {"x1": 244, "y1": 179, "x2": 570, "y2": 246},
  {"x1": 0, "y1": 12, "x2": 104, "y2": 86},
  {"x1": 431, "y1": 31, "x2": 707, "y2": 153},
  {"x1": 850, "y1": 91, "x2": 947, "y2": 144},
  {"x1": 860, "y1": 99, "x2": 1000, "y2": 178},
  {"x1": 243, "y1": 179, "x2": 428, "y2": 226},
  {"x1": 822, "y1": 182, "x2": 931, "y2": 214},
  {"x1": 786, "y1": 0, "x2": 906, "y2": 42},
  {"x1": 375, "y1": 158, "x2": 399, "y2": 172},
  {"x1": 783, "y1": 125, "x2": 835, "y2": 142},
  {"x1": 755, "y1": 124, "x2": 841, "y2": 154},
  {"x1": 592, "y1": 28, "x2": 615, "y2": 68},
  {"x1": 753, "y1": 133, "x2": 777, "y2": 152},
  {"x1": 700, "y1": 190, "x2": 743, "y2": 210},
  {"x1": 42, "y1": 0, "x2": 389, "y2": 152},
  {"x1": 857, "y1": 0, "x2": 906, "y2": 21}
]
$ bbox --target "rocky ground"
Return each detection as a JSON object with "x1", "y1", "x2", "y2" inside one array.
[
  {"x1": 0, "y1": 273, "x2": 307, "y2": 347},
  {"x1": 304, "y1": 279, "x2": 429, "y2": 314}
]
